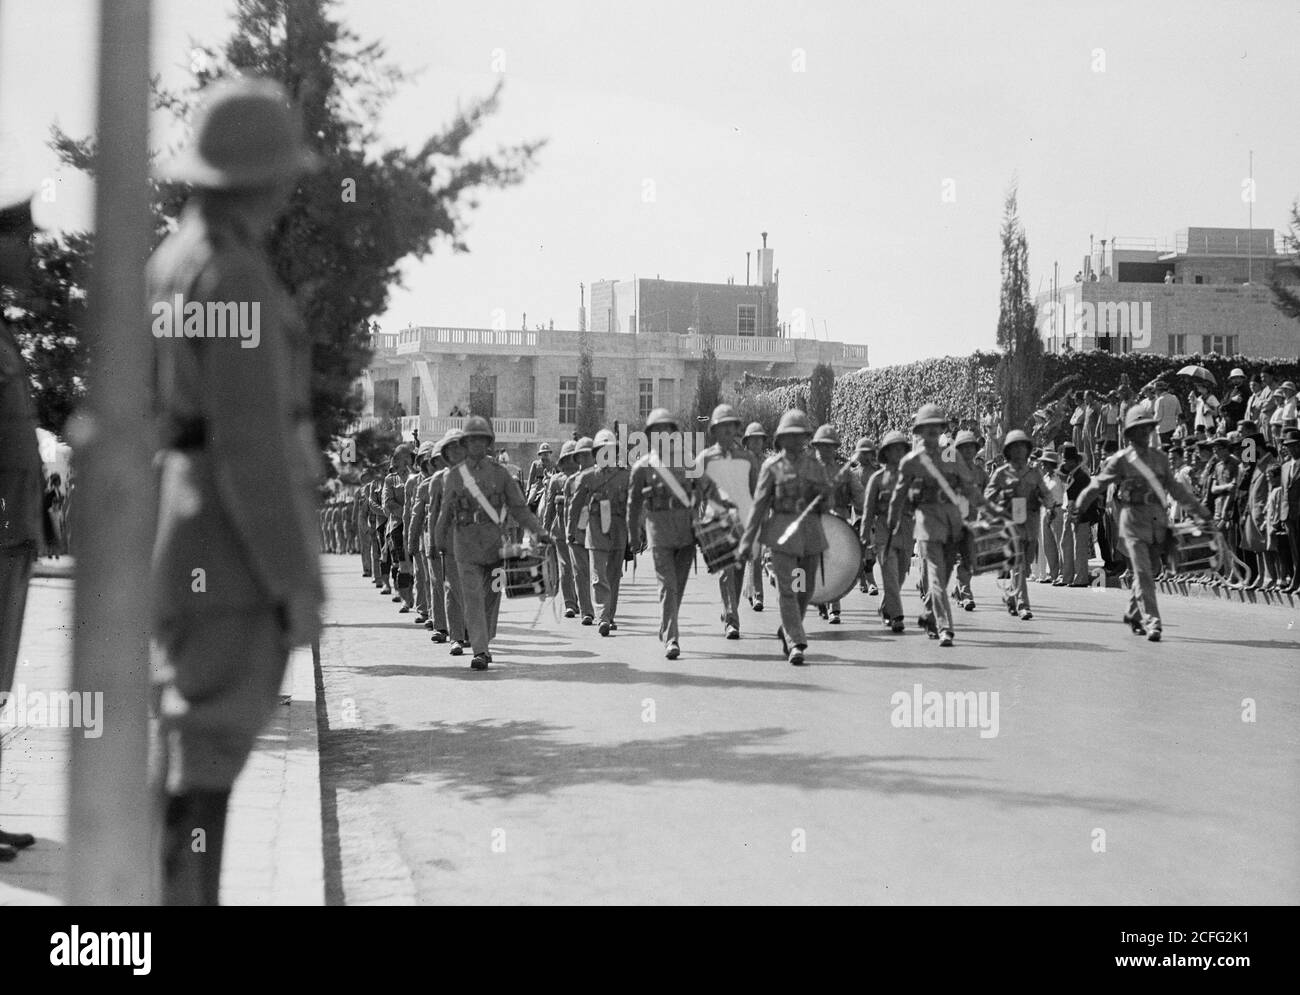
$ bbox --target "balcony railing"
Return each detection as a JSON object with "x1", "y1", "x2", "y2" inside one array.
[
  {"x1": 423, "y1": 416, "x2": 538, "y2": 441},
  {"x1": 703, "y1": 333, "x2": 795, "y2": 357}
]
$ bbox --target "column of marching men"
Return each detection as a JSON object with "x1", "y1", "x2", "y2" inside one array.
[{"x1": 331, "y1": 396, "x2": 1231, "y2": 670}]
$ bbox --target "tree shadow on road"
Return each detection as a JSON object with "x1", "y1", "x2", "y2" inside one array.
[
  {"x1": 319, "y1": 719, "x2": 1154, "y2": 817},
  {"x1": 356, "y1": 659, "x2": 826, "y2": 692}
]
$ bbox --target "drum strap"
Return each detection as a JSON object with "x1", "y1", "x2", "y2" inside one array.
[
  {"x1": 918, "y1": 451, "x2": 970, "y2": 519},
  {"x1": 648, "y1": 453, "x2": 692, "y2": 509},
  {"x1": 1124, "y1": 450, "x2": 1168, "y2": 507},
  {"x1": 458, "y1": 463, "x2": 505, "y2": 525}
]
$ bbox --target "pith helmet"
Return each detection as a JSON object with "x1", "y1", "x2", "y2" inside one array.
[
  {"x1": 645, "y1": 408, "x2": 677, "y2": 432},
  {"x1": 854, "y1": 436, "x2": 875, "y2": 454},
  {"x1": 1123, "y1": 404, "x2": 1159, "y2": 433},
  {"x1": 812, "y1": 424, "x2": 840, "y2": 447},
  {"x1": 1003, "y1": 429, "x2": 1032, "y2": 453},
  {"x1": 774, "y1": 409, "x2": 813, "y2": 439},
  {"x1": 743, "y1": 421, "x2": 767, "y2": 440},
  {"x1": 954, "y1": 430, "x2": 980, "y2": 449},
  {"x1": 593, "y1": 428, "x2": 617, "y2": 448},
  {"x1": 912, "y1": 404, "x2": 948, "y2": 430},
  {"x1": 537, "y1": 442, "x2": 553, "y2": 455},
  {"x1": 393, "y1": 442, "x2": 416, "y2": 459},
  {"x1": 432, "y1": 429, "x2": 464, "y2": 457},
  {"x1": 461, "y1": 415, "x2": 495, "y2": 442},
  {"x1": 416, "y1": 440, "x2": 436, "y2": 460},
  {"x1": 878, "y1": 430, "x2": 909, "y2": 455},
  {"x1": 574, "y1": 436, "x2": 594, "y2": 454},
  {"x1": 162, "y1": 76, "x2": 321, "y2": 189},
  {"x1": 710, "y1": 403, "x2": 742, "y2": 428},
  {"x1": 557, "y1": 439, "x2": 577, "y2": 459}
]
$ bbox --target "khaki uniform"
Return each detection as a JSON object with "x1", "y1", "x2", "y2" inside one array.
[
  {"x1": 740, "y1": 451, "x2": 833, "y2": 648},
  {"x1": 564, "y1": 468, "x2": 596, "y2": 619},
  {"x1": 863, "y1": 464, "x2": 912, "y2": 622},
  {"x1": 434, "y1": 455, "x2": 544, "y2": 658},
  {"x1": 953, "y1": 459, "x2": 988, "y2": 602},
  {"x1": 850, "y1": 458, "x2": 879, "y2": 591},
  {"x1": 568, "y1": 464, "x2": 632, "y2": 627},
  {"x1": 541, "y1": 470, "x2": 579, "y2": 613},
  {"x1": 427, "y1": 465, "x2": 465, "y2": 643},
  {"x1": 985, "y1": 461, "x2": 1057, "y2": 611},
  {"x1": 627, "y1": 456, "x2": 721, "y2": 645},
  {"x1": 355, "y1": 486, "x2": 374, "y2": 576},
  {"x1": 699, "y1": 441, "x2": 759, "y2": 631},
  {"x1": 407, "y1": 470, "x2": 434, "y2": 619},
  {"x1": 887, "y1": 445, "x2": 981, "y2": 635},
  {"x1": 816, "y1": 455, "x2": 866, "y2": 619},
  {"x1": 382, "y1": 468, "x2": 413, "y2": 605}
]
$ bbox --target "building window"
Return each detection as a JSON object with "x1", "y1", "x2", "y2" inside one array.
[
  {"x1": 638, "y1": 379, "x2": 654, "y2": 420},
  {"x1": 1200, "y1": 335, "x2": 1238, "y2": 355},
  {"x1": 593, "y1": 377, "x2": 607, "y2": 420},
  {"x1": 1194, "y1": 275, "x2": 1204, "y2": 285},
  {"x1": 1225, "y1": 335, "x2": 1238, "y2": 356},
  {"x1": 469, "y1": 372, "x2": 496, "y2": 418},
  {"x1": 410, "y1": 377, "x2": 421, "y2": 416},
  {"x1": 558, "y1": 376, "x2": 578, "y2": 424},
  {"x1": 1167, "y1": 334, "x2": 1186, "y2": 356},
  {"x1": 737, "y1": 305, "x2": 757, "y2": 335},
  {"x1": 658, "y1": 378, "x2": 677, "y2": 413}
]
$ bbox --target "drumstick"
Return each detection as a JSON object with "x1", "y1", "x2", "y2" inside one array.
[{"x1": 776, "y1": 495, "x2": 822, "y2": 546}]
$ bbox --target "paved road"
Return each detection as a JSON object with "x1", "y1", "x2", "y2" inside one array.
[{"x1": 316, "y1": 554, "x2": 1299, "y2": 905}]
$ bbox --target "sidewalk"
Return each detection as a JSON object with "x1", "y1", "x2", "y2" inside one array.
[{"x1": 0, "y1": 572, "x2": 325, "y2": 905}]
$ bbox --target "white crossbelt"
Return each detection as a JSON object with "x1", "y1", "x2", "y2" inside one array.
[
  {"x1": 648, "y1": 452, "x2": 692, "y2": 508},
  {"x1": 918, "y1": 451, "x2": 970, "y2": 519},
  {"x1": 1124, "y1": 449, "x2": 1168, "y2": 506},
  {"x1": 458, "y1": 462, "x2": 505, "y2": 525}
]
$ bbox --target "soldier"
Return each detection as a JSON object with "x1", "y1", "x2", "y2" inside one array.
[
  {"x1": 566, "y1": 436, "x2": 597, "y2": 624},
  {"x1": 986, "y1": 430, "x2": 1060, "y2": 620},
  {"x1": 428, "y1": 430, "x2": 469, "y2": 652},
  {"x1": 383, "y1": 443, "x2": 416, "y2": 610},
  {"x1": 738, "y1": 410, "x2": 833, "y2": 665},
  {"x1": 526, "y1": 441, "x2": 555, "y2": 510},
  {"x1": 406, "y1": 441, "x2": 437, "y2": 625},
  {"x1": 698, "y1": 404, "x2": 759, "y2": 639},
  {"x1": 0, "y1": 191, "x2": 42, "y2": 860},
  {"x1": 541, "y1": 440, "x2": 581, "y2": 617},
  {"x1": 950, "y1": 429, "x2": 988, "y2": 610},
  {"x1": 1072, "y1": 405, "x2": 1212, "y2": 640},
  {"x1": 861, "y1": 431, "x2": 912, "y2": 632},
  {"x1": 369, "y1": 461, "x2": 391, "y2": 594},
  {"x1": 568, "y1": 428, "x2": 631, "y2": 636},
  {"x1": 434, "y1": 416, "x2": 551, "y2": 670},
  {"x1": 810, "y1": 424, "x2": 865, "y2": 624},
  {"x1": 886, "y1": 404, "x2": 985, "y2": 647},
  {"x1": 628, "y1": 408, "x2": 727, "y2": 660},
  {"x1": 849, "y1": 437, "x2": 881, "y2": 596},
  {"x1": 741, "y1": 421, "x2": 769, "y2": 611},
  {"x1": 356, "y1": 467, "x2": 375, "y2": 578},
  {"x1": 149, "y1": 78, "x2": 323, "y2": 903}
]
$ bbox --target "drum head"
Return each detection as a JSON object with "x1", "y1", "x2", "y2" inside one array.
[{"x1": 810, "y1": 513, "x2": 862, "y2": 605}]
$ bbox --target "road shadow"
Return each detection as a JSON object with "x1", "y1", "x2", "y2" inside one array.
[
  {"x1": 319, "y1": 719, "x2": 1157, "y2": 816},
  {"x1": 358, "y1": 659, "x2": 826, "y2": 692},
  {"x1": 960, "y1": 640, "x2": 1118, "y2": 653}
]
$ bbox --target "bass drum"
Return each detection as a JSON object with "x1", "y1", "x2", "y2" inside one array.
[{"x1": 810, "y1": 513, "x2": 863, "y2": 605}]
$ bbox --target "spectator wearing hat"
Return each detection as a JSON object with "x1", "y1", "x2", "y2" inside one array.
[
  {"x1": 1192, "y1": 380, "x2": 1221, "y2": 436},
  {"x1": 1033, "y1": 448, "x2": 1065, "y2": 584},
  {"x1": 149, "y1": 77, "x2": 325, "y2": 904},
  {"x1": 1058, "y1": 443, "x2": 1095, "y2": 586},
  {"x1": 1271, "y1": 381, "x2": 1298, "y2": 446},
  {"x1": 1279, "y1": 428, "x2": 1300, "y2": 593},
  {"x1": 1153, "y1": 381, "x2": 1181, "y2": 448},
  {"x1": 1221, "y1": 368, "x2": 1249, "y2": 432},
  {"x1": 1263, "y1": 461, "x2": 1288, "y2": 591}
]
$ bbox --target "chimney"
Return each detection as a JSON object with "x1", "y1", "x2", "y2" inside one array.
[
  {"x1": 578, "y1": 282, "x2": 586, "y2": 332},
  {"x1": 746, "y1": 252, "x2": 751, "y2": 286},
  {"x1": 755, "y1": 233, "x2": 774, "y2": 286}
]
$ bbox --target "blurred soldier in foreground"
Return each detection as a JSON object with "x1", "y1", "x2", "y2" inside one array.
[
  {"x1": 698, "y1": 405, "x2": 758, "y2": 639},
  {"x1": 149, "y1": 77, "x2": 323, "y2": 904},
  {"x1": 741, "y1": 422, "x2": 769, "y2": 611},
  {"x1": 0, "y1": 191, "x2": 42, "y2": 860}
]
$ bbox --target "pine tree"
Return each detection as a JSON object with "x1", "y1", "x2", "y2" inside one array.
[
  {"x1": 1271, "y1": 198, "x2": 1300, "y2": 323},
  {"x1": 693, "y1": 337, "x2": 722, "y2": 423},
  {"x1": 995, "y1": 183, "x2": 1044, "y2": 435},
  {"x1": 808, "y1": 362, "x2": 835, "y2": 427},
  {"x1": 576, "y1": 330, "x2": 600, "y2": 438}
]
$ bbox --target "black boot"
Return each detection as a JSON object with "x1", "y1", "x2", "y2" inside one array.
[
  {"x1": 162, "y1": 789, "x2": 230, "y2": 906},
  {"x1": 0, "y1": 827, "x2": 36, "y2": 848}
]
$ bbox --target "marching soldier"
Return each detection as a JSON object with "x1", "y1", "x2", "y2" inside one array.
[
  {"x1": 566, "y1": 436, "x2": 598, "y2": 624},
  {"x1": 741, "y1": 421, "x2": 769, "y2": 611},
  {"x1": 698, "y1": 404, "x2": 759, "y2": 639},
  {"x1": 1072, "y1": 405, "x2": 1212, "y2": 641},
  {"x1": 861, "y1": 431, "x2": 912, "y2": 632},
  {"x1": 369, "y1": 459, "x2": 391, "y2": 594},
  {"x1": 811, "y1": 424, "x2": 865, "y2": 624},
  {"x1": 568, "y1": 428, "x2": 631, "y2": 637},
  {"x1": 526, "y1": 441, "x2": 555, "y2": 510},
  {"x1": 356, "y1": 467, "x2": 375, "y2": 578},
  {"x1": 434, "y1": 416, "x2": 552, "y2": 670},
  {"x1": 383, "y1": 443, "x2": 416, "y2": 611},
  {"x1": 627, "y1": 408, "x2": 727, "y2": 660},
  {"x1": 886, "y1": 404, "x2": 986, "y2": 647},
  {"x1": 849, "y1": 437, "x2": 880, "y2": 596},
  {"x1": 541, "y1": 440, "x2": 581, "y2": 617},
  {"x1": 985, "y1": 429, "x2": 1060, "y2": 620},
  {"x1": 406, "y1": 441, "x2": 437, "y2": 625},
  {"x1": 148, "y1": 77, "x2": 323, "y2": 903},
  {"x1": 738, "y1": 410, "x2": 833, "y2": 665},
  {"x1": 950, "y1": 429, "x2": 987, "y2": 610},
  {"x1": 428, "y1": 429, "x2": 469, "y2": 651}
]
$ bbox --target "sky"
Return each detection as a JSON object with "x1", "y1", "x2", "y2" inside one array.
[{"x1": 1, "y1": 0, "x2": 1297, "y2": 366}]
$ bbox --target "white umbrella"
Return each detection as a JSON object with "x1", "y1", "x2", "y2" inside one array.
[{"x1": 1176, "y1": 364, "x2": 1216, "y2": 385}]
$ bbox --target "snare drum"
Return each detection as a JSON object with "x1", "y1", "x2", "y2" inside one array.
[
  {"x1": 499, "y1": 543, "x2": 559, "y2": 599},
  {"x1": 1169, "y1": 522, "x2": 1224, "y2": 575},
  {"x1": 969, "y1": 518, "x2": 1018, "y2": 575},
  {"x1": 694, "y1": 510, "x2": 743, "y2": 573}
]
